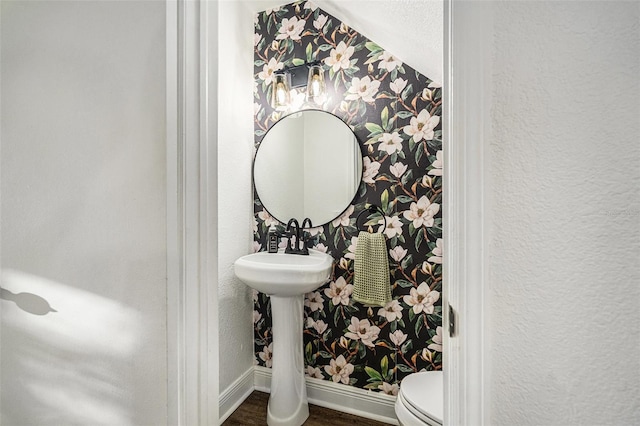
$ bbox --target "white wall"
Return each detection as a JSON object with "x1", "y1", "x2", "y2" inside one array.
[
  {"x1": 217, "y1": 0, "x2": 265, "y2": 395},
  {"x1": 0, "y1": 1, "x2": 167, "y2": 424},
  {"x1": 487, "y1": 1, "x2": 640, "y2": 424},
  {"x1": 315, "y1": 0, "x2": 443, "y2": 83}
]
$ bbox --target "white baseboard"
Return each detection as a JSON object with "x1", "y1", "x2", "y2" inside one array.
[
  {"x1": 253, "y1": 366, "x2": 398, "y2": 425},
  {"x1": 219, "y1": 367, "x2": 255, "y2": 423}
]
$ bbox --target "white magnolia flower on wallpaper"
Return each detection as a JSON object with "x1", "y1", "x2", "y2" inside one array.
[
  {"x1": 377, "y1": 132, "x2": 403, "y2": 155},
  {"x1": 324, "y1": 355, "x2": 354, "y2": 385},
  {"x1": 307, "y1": 226, "x2": 324, "y2": 236},
  {"x1": 379, "y1": 215, "x2": 403, "y2": 239},
  {"x1": 254, "y1": 33, "x2": 262, "y2": 47},
  {"x1": 252, "y1": 216, "x2": 259, "y2": 233},
  {"x1": 389, "y1": 329, "x2": 408, "y2": 346},
  {"x1": 403, "y1": 282, "x2": 440, "y2": 315},
  {"x1": 279, "y1": 234, "x2": 296, "y2": 249},
  {"x1": 253, "y1": 310, "x2": 262, "y2": 324},
  {"x1": 428, "y1": 326, "x2": 443, "y2": 352},
  {"x1": 305, "y1": 291, "x2": 324, "y2": 312},
  {"x1": 258, "y1": 343, "x2": 273, "y2": 368},
  {"x1": 345, "y1": 236, "x2": 359, "y2": 260},
  {"x1": 378, "y1": 300, "x2": 403, "y2": 322},
  {"x1": 265, "y1": 6, "x2": 281, "y2": 15},
  {"x1": 378, "y1": 382, "x2": 399, "y2": 396},
  {"x1": 345, "y1": 317, "x2": 381, "y2": 348},
  {"x1": 331, "y1": 205, "x2": 354, "y2": 228},
  {"x1": 428, "y1": 150, "x2": 443, "y2": 176},
  {"x1": 362, "y1": 157, "x2": 380, "y2": 184},
  {"x1": 313, "y1": 14, "x2": 328, "y2": 30},
  {"x1": 324, "y1": 276, "x2": 353, "y2": 306},
  {"x1": 389, "y1": 162, "x2": 407, "y2": 179},
  {"x1": 306, "y1": 365, "x2": 323, "y2": 379},
  {"x1": 378, "y1": 51, "x2": 402, "y2": 72},
  {"x1": 258, "y1": 209, "x2": 279, "y2": 227},
  {"x1": 252, "y1": 289, "x2": 258, "y2": 302},
  {"x1": 428, "y1": 238, "x2": 443, "y2": 264},
  {"x1": 277, "y1": 16, "x2": 306, "y2": 41},
  {"x1": 428, "y1": 80, "x2": 442, "y2": 89},
  {"x1": 403, "y1": 195, "x2": 440, "y2": 228},
  {"x1": 345, "y1": 76, "x2": 381, "y2": 103},
  {"x1": 304, "y1": 1, "x2": 318, "y2": 11},
  {"x1": 324, "y1": 41, "x2": 355, "y2": 72},
  {"x1": 389, "y1": 246, "x2": 408, "y2": 262},
  {"x1": 257, "y1": 58, "x2": 284, "y2": 85},
  {"x1": 309, "y1": 318, "x2": 328, "y2": 335},
  {"x1": 253, "y1": 102, "x2": 261, "y2": 118},
  {"x1": 312, "y1": 242, "x2": 328, "y2": 253},
  {"x1": 403, "y1": 108, "x2": 440, "y2": 142},
  {"x1": 251, "y1": 241, "x2": 261, "y2": 253},
  {"x1": 390, "y1": 77, "x2": 408, "y2": 94}
]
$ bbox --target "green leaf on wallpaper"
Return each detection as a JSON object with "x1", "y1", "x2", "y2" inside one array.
[
  {"x1": 397, "y1": 364, "x2": 415, "y2": 373},
  {"x1": 401, "y1": 254, "x2": 413, "y2": 271},
  {"x1": 408, "y1": 309, "x2": 416, "y2": 322},
  {"x1": 291, "y1": 58, "x2": 305, "y2": 66},
  {"x1": 401, "y1": 340, "x2": 413, "y2": 354},
  {"x1": 306, "y1": 43, "x2": 313, "y2": 62},
  {"x1": 319, "y1": 351, "x2": 333, "y2": 359},
  {"x1": 396, "y1": 279, "x2": 414, "y2": 288},
  {"x1": 415, "y1": 230, "x2": 425, "y2": 251},
  {"x1": 365, "y1": 122, "x2": 383, "y2": 136},
  {"x1": 381, "y1": 189, "x2": 389, "y2": 212},
  {"x1": 415, "y1": 145, "x2": 424, "y2": 165},
  {"x1": 381, "y1": 355, "x2": 389, "y2": 378},
  {"x1": 415, "y1": 314, "x2": 425, "y2": 336},
  {"x1": 408, "y1": 137, "x2": 416, "y2": 152},
  {"x1": 305, "y1": 342, "x2": 313, "y2": 361},
  {"x1": 408, "y1": 222, "x2": 417, "y2": 237},
  {"x1": 396, "y1": 195, "x2": 414, "y2": 204},
  {"x1": 397, "y1": 110, "x2": 415, "y2": 119},
  {"x1": 358, "y1": 342, "x2": 367, "y2": 358},
  {"x1": 333, "y1": 306, "x2": 341, "y2": 325},
  {"x1": 318, "y1": 43, "x2": 333, "y2": 51},
  {"x1": 381, "y1": 106, "x2": 389, "y2": 130},
  {"x1": 401, "y1": 84, "x2": 413, "y2": 100},
  {"x1": 365, "y1": 41, "x2": 383, "y2": 53},
  {"x1": 365, "y1": 366, "x2": 382, "y2": 381}
]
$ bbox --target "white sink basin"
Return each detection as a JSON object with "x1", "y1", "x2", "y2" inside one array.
[
  {"x1": 234, "y1": 249, "x2": 332, "y2": 297},
  {"x1": 234, "y1": 248, "x2": 333, "y2": 425}
]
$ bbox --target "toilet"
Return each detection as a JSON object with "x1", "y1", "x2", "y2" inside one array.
[{"x1": 394, "y1": 371, "x2": 443, "y2": 426}]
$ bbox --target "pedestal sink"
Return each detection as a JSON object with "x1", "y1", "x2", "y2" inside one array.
[{"x1": 234, "y1": 249, "x2": 333, "y2": 426}]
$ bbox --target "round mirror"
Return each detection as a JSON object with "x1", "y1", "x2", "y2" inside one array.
[{"x1": 254, "y1": 110, "x2": 363, "y2": 227}]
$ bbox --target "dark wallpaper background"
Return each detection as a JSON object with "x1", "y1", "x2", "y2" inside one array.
[{"x1": 252, "y1": 1, "x2": 443, "y2": 395}]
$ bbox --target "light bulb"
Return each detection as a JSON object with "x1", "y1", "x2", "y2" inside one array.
[
  {"x1": 271, "y1": 72, "x2": 291, "y2": 111},
  {"x1": 306, "y1": 65, "x2": 325, "y2": 102}
]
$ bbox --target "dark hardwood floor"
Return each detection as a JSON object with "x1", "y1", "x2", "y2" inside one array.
[{"x1": 222, "y1": 391, "x2": 392, "y2": 425}]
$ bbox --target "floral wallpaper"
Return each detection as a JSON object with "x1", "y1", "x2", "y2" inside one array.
[{"x1": 253, "y1": 1, "x2": 442, "y2": 396}]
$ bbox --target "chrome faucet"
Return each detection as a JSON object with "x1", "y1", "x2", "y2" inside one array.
[{"x1": 285, "y1": 218, "x2": 309, "y2": 255}]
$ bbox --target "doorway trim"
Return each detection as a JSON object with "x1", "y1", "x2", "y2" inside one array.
[
  {"x1": 166, "y1": 0, "x2": 219, "y2": 425},
  {"x1": 443, "y1": 0, "x2": 492, "y2": 424}
]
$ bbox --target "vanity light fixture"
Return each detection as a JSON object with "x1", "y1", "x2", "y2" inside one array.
[{"x1": 270, "y1": 62, "x2": 326, "y2": 111}]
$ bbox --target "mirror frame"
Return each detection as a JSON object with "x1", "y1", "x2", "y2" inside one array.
[{"x1": 252, "y1": 109, "x2": 363, "y2": 228}]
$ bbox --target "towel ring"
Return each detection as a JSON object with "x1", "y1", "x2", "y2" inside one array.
[{"x1": 356, "y1": 204, "x2": 386, "y2": 233}]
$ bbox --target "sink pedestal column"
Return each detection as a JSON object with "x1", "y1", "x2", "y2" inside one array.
[{"x1": 267, "y1": 295, "x2": 309, "y2": 426}]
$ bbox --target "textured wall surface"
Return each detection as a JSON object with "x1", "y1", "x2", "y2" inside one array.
[
  {"x1": 252, "y1": 1, "x2": 442, "y2": 394},
  {"x1": 488, "y1": 2, "x2": 640, "y2": 424},
  {"x1": 1, "y1": 1, "x2": 167, "y2": 424},
  {"x1": 217, "y1": 0, "x2": 260, "y2": 393}
]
